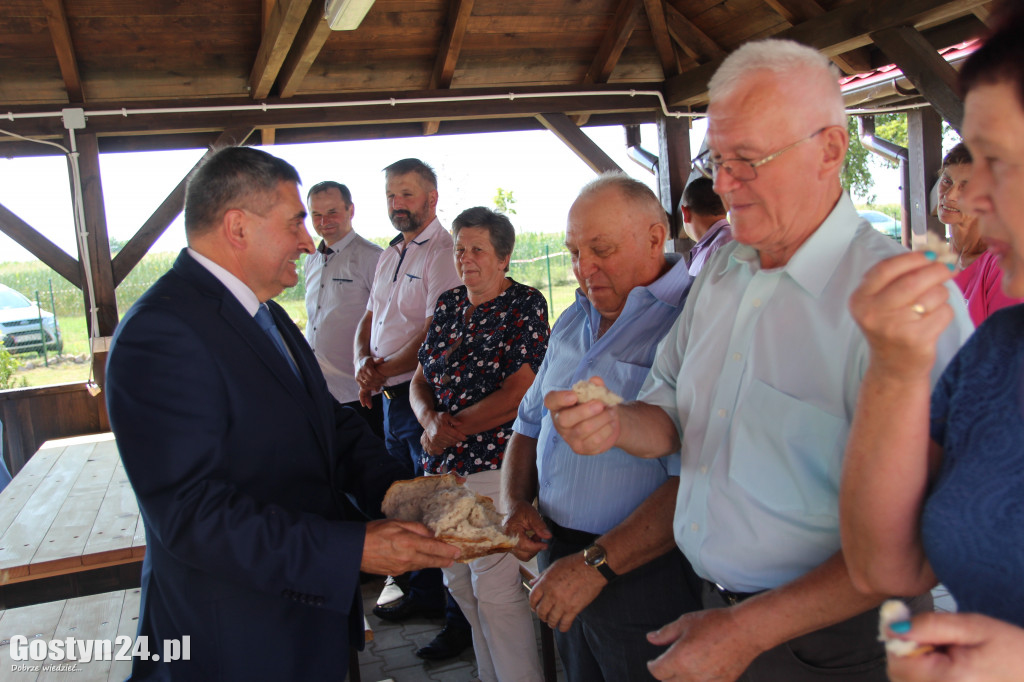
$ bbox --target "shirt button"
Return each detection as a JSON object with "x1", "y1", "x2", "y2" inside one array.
[
  {"x1": 717, "y1": 408, "x2": 727, "y2": 418},
  {"x1": 752, "y1": 298, "x2": 762, "y2": 307},
  {"x1": 690, "y1": 523, "x2": 699, "y2": 532},
  {"x1": 732, "y1": 352, "x2": 742, "y2": 361}
]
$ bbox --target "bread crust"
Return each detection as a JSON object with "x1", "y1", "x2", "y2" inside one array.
[{"x1": 382, "y1": 474, "x2": 518, "y2": 562}]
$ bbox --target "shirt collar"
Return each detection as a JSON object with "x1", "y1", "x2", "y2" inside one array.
[
  {"x1": 319, "y1": 230, "x2": 356, "y2": 255},
  {"x1": 187, "y1": 247, "x2": 261, "y2": 315},
  {"x1": 389, "y1": 217, "x2": 444, "y2": 248},
  {"x1": 576, "y1": 252, "x2": 689, "y2": 334},
  {"x1": 694, "y1": 219, "x2": 730, "y2": 249},
  {"x1": 716, "y1": 192, "x2": 857, "y2": 298}
]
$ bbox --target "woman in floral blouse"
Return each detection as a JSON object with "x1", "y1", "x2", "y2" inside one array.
[{"x1": 411, "y1": 206, "x2": 549, "y2": 682}]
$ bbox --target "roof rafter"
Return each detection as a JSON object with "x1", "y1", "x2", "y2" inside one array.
[
  {"x1": 665, "y1": 0, "x2": 989, "y2": 107},
  {"x1": 663, "y1": 3, "x2": 726, "y2": 65},
  {"x1": 278, "y1": 3, "x2": 333, "y2": 98},
  {"x1": 42, "y1": 0, "x2": 83, "y2": 103},
  {"x1": 642, "y1": 0, "x2": 680, "y2": 77},
  {"x1": 574, "y1": 0, "x2": 643, "y2": 125},
  {"x1": 424, "y1": 0, "x2": 476, "y2": 136},
  {"x1": 537, "y1": 113, "x2": 623, "y2": 174},
  {"x1": 249, "y1": 0, "x2": 314, "y2": 99},
  {"x1": 763, "y1": 0, "x2": 873, "y2": 73}
]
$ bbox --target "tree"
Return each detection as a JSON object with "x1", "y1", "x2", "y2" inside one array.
[{"x1": 493, "y1": 188, "x2": 517, "y2": 215}]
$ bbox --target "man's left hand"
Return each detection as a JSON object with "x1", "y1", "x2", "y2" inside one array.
[
  {"x1": 646, "y1": 607, "x2": 763, "y2": 681},
  {"x1": 543, "y1": 377, "x2": 620, "y2": 456},
  {"x1": 529, "y1": 552, "x2": 605, "y2": 632}
]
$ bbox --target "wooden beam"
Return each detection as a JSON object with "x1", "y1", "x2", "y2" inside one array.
[
  {"x1": 261, "y1": 128, "x2": 276, "y2": 145},
  {"x1": 0, "y1": 203, "x2": 81, "y2": 288},
  {"x1": 656, "y1": 113, "x2": 690, "y2": 238},
  {"x1": 663, "y1": 3, "x2": 726, "y2": 65},
  {"x1": 907, "y1": 107, "x2": 944, "y2": 240},
  {"x1": 112, "y1": 129, "x2": 255, "y2": 287},
  {"x1": 41, "y1": 0, "x2": 84, "y2": 103},
  {"x1": 536, "y1": 113, "x2": 623, "y2": 174},
  {"x1": 870, "y1": 25, "x2": 964, "y2": 131},
  {"x1": 972, "y1": 2, "x2": 997, "y2": 24},
  {"x1": 278, "y1": 2, "x2": 332, "y2": 98},
  {"x1": 249, "y1": 0, "x2": 314, "y2": 99},
  {"x1": 585, "y1": 0, "x2": 642, "y2": 84},
  {"x1": 71, "y1": 132, "x2": 117, "y2": 341},
  {"x1": 642, "y1": 0, "x2": 679, "y2": 77},
  {"x1": 665, "y1": 0, "x2": 989, "y2": 107},
  {"x1": 424, "y1": 0, "x2": 476, "y2": 136},
  {"x1": 763, "y1": 0, "x2": 872, "y2": 74}
]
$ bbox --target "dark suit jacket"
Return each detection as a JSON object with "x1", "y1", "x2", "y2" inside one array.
[{"x1": 106, "y1": 249, "x2": 407, "y2": 681}]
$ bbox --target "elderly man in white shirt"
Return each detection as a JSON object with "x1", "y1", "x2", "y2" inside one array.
[{"x1": 304, "y1": 181, "x2": 384, "y2": 435}]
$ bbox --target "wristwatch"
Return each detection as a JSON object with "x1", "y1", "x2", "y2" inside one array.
[{"x1": 582, "y1": 543, "x2": 618, "y2": 582}]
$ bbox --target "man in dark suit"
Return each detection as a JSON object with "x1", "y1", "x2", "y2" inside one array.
[{"x1": 106, "y1": 146, "x2": 459, "y2": 680}]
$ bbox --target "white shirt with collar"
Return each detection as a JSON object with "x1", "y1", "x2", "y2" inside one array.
[
  {"x1": 304, "y1": 232, "x2": 382, "y2": 403},
  {"x1": 367, "y1": 218, "x2": 462, "y2": 386},
  {"x1": 188, "y1": 247, "x2": 260, "y2": 315}
]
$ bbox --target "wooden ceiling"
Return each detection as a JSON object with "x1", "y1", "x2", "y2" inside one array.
[{"x1": 0, "y1": 0, "x2": 995, "y2": 156}]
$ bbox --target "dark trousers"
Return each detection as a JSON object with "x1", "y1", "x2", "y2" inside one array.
[
  {"x1": 340, "y1": 393, "x2": 385, "y2": 441},
  {"x1": 538, "y1": 524, "x2": 702, "y2": 682},
  {"x1": 382, "y1": 388, "x2": 469, "y2": 631},
  {"x1": 702, "y1": 584, "x2": 932, "y2": 681}
]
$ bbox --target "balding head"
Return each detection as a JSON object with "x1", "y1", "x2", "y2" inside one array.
[{"x1": 566, "y1": 173, "x2": 670, "y2": 325}]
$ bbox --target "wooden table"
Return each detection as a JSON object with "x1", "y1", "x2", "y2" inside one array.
[{"x1": 0, "y1": 434, "x2": 144, "y2": 607}]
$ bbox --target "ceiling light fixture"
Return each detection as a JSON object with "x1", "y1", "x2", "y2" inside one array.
[{"x1": 324, "y1": 0, "x2": 375, "y2": 31}]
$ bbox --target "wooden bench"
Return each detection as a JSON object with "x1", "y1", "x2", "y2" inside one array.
[{"x1": 0, "y1": 588, "x2": 140, "y2": 681}]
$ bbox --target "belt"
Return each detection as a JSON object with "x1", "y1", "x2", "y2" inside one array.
[
  {"x1": 542, "y1": 516, "x2": 599, "y2": 547},
  {"x1": 703, "y1": 579, "x2": 761, "y2": 606},
  {"x1": 382, "y1": 381, "x2": 410, "y2": 400}
]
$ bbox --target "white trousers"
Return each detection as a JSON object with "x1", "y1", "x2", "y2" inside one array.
[{"x1": 442, "y1": 469, "x2": 543, "y2": 682}]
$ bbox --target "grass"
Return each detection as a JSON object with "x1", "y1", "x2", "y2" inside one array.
[{"x1": 3, "y1": 241, "x2": 578, "y2": 388}]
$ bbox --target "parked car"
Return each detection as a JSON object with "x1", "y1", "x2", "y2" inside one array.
[
  {"x1": 0, "y1": 283, "x2": 63, "y2": 354},
  {"x1": 858, "y1": 209, "x2": 902, "y2": 241}
]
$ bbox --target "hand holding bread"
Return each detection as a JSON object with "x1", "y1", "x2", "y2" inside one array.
[
  {"x1": 360, "y1": 519, "x2": 461, "y2": 575},
  {"x1": 544, "y1": 377, "x2": 623, "y2": 456}
]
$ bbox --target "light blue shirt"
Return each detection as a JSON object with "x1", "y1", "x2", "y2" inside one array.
[
  {"x1": 640, "y1": 193, "x2": 974, "y2": 592},
  {"x1": 513, "y1": 253, "x2": 692, "y2": 535}
]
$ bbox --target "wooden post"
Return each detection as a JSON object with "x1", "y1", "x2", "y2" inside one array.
[
  {"x1": 69, "y1": 132, "x2": 118, "y2": 385},
  {"x1": 906, "y1": 108, "x2": 944, "y2": 243},
  {"x1": 657, "y1": 112, "x2": 692, "y2": 246}
]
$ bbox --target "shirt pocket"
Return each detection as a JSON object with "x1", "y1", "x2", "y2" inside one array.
[
  {"x1": 610, "y1": 358, "x2": 654, "y2": 401},
  {"x1": 727, "y1": 379, "x2": 844, "y2": 518}
]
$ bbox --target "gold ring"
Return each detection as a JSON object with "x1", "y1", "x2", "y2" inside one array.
[{"x1": 911, "y1": 303, "x2": 927, "y2": 316}]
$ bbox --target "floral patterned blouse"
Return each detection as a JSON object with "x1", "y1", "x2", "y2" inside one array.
[{"x1": 418, "y1": 280, "x2": 549, "y2": 475}]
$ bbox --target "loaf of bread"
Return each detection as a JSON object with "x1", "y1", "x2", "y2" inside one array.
[
  {"x1": 572, "y1": 379, "x2": 623, "y2": 406},
  {"x1": 382, "y1": 474, "x2": 518, "y2": 562}
]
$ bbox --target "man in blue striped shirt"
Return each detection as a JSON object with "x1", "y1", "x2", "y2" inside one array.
[{"x1": 501, "y1": 173, "x2": 701, "y2": 682}]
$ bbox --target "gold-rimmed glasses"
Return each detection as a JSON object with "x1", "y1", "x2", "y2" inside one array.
[{"x1": 692, "y1": 126, "x2": 830, "y2": 182}]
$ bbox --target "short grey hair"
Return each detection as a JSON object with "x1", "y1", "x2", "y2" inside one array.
[
  {"x1": 709, "y1": 39, "x2": 845, "y2": 127},
  {"x1": 452, "y1": 206, "x2": 516, "y2": 272},
  {"x1": 577, "y1": 172, "x2": 668, "y2": 225}
]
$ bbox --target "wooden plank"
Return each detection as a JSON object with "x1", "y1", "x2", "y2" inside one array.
[
  {"x1": 40, "y1": 591, "x2": 126, "y2": 682},
  {"x1": 908, "y1": 107, "x2": 945, "y2": 240},
  {"x1": 41, "y1": 0, "x2": 84, "y2": 102},
  {"x1": 28, "y1": 444, "x2": 119, "y2": 575},
  {"x1": 536, "y1": 113, "x2": 623, "y2": 174},
  {"x1": 109, "y1": 588, "x2": 141, "y2": 681},
  {"x1": 663, "y1": 3, "x2": 726, "y2": 65},
  {"x1": 762, "y1": 0, "x2": 871, "y2": 73},
  {"x1": 0, "y1": 443, "x2": 65, "y2": 536},
  {"x1": 870, "y1": 25, "x2": 963, "y2": 132},
  {"x1": 249, "y1": 0, "x2": 314, "y2": 99},
  {"x1": 0, "y1": 598, "x2": 65, "y2": 676},
  {"x1": 277, "y1": 1, "x2": 332, "y2": 98},
  {"x1": 584, "y1": 0, "x2": 641, "y2": 84},
  {"x1": 423, "y1": 0, "x2": 476, "y2": 135},
  {"x1": 656, "y1": 112, "x2": 691, "y2": 235},
  {"x1": 0, "y1": 441, "x2": 93, "y2": 584},
  {"x1": 111, "y1": 127, "x2": 254, "y2": 287},
  {"x1": 642, "y1": 0, "x2": 679, "y2": 77},
  {"x1": 81, "y1": 446, "x2": 140, "y2": 569},
  {"x1": 664, "y1": 0, "x2": 988, "y2": 107},
  {"x1": 0, "y1": 202, "x2": 82, "y2": 290}
]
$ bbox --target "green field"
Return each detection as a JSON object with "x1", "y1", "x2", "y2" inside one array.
[{"x1": 2, "y1": 233, "x2": 578, "y2": 388}]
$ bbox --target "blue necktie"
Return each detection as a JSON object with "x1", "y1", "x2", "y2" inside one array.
[{"x1": 255, "y1": 303, "x2": 302, "y2": 381}]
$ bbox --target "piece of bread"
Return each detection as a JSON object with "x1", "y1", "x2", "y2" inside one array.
[
  {"x1": 572, "y1": 379, "x2": 623, "y2": 406},
  {"x1": 382, "y1": 474, "x2": 518, "y2": 562},
  {"x1": 918, "y1": 232, "x2": 958, "y2": 268},
  {"x1": 877, "y1": 599, "x2": 934, "y2": 657}
]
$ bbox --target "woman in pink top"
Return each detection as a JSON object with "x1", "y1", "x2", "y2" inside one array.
[{"x1": 941, "y1": 142, "x2": 1024, "y2": 324}]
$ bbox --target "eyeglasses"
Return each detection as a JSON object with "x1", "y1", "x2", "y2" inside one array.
[{"x1": 692, "y1": 127, "x2": 830, "y2": 182}]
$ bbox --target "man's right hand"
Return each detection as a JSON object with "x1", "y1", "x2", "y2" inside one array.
[
  {"x1": 544, "y1": 377, "x2": 621, "y2": 456},
  {"x1": 361, "y1": 519, "x2": 460, "y2": 575},
  {"x1": 355, "y1": 355, "x2": 387, "y2": 392},
  {"x1": 504, "y1": 500, "x2": 552, "y2": 561}
]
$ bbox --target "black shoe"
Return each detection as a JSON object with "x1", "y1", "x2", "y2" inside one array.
[
  {"x1": 416, "y1": 625, "x2": 473, "y2": 660},
  {"x1": 372, "y1": 593, "x2": 445, "y2": 622}
]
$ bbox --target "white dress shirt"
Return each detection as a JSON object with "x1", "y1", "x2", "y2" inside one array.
[{"x1": 304, "y1": 231, "x2": 382, "y2": 403}]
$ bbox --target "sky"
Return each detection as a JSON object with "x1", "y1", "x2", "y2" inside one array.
[{"x1": 0, "y1": 119, "x2": 901, "y2": 264}]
